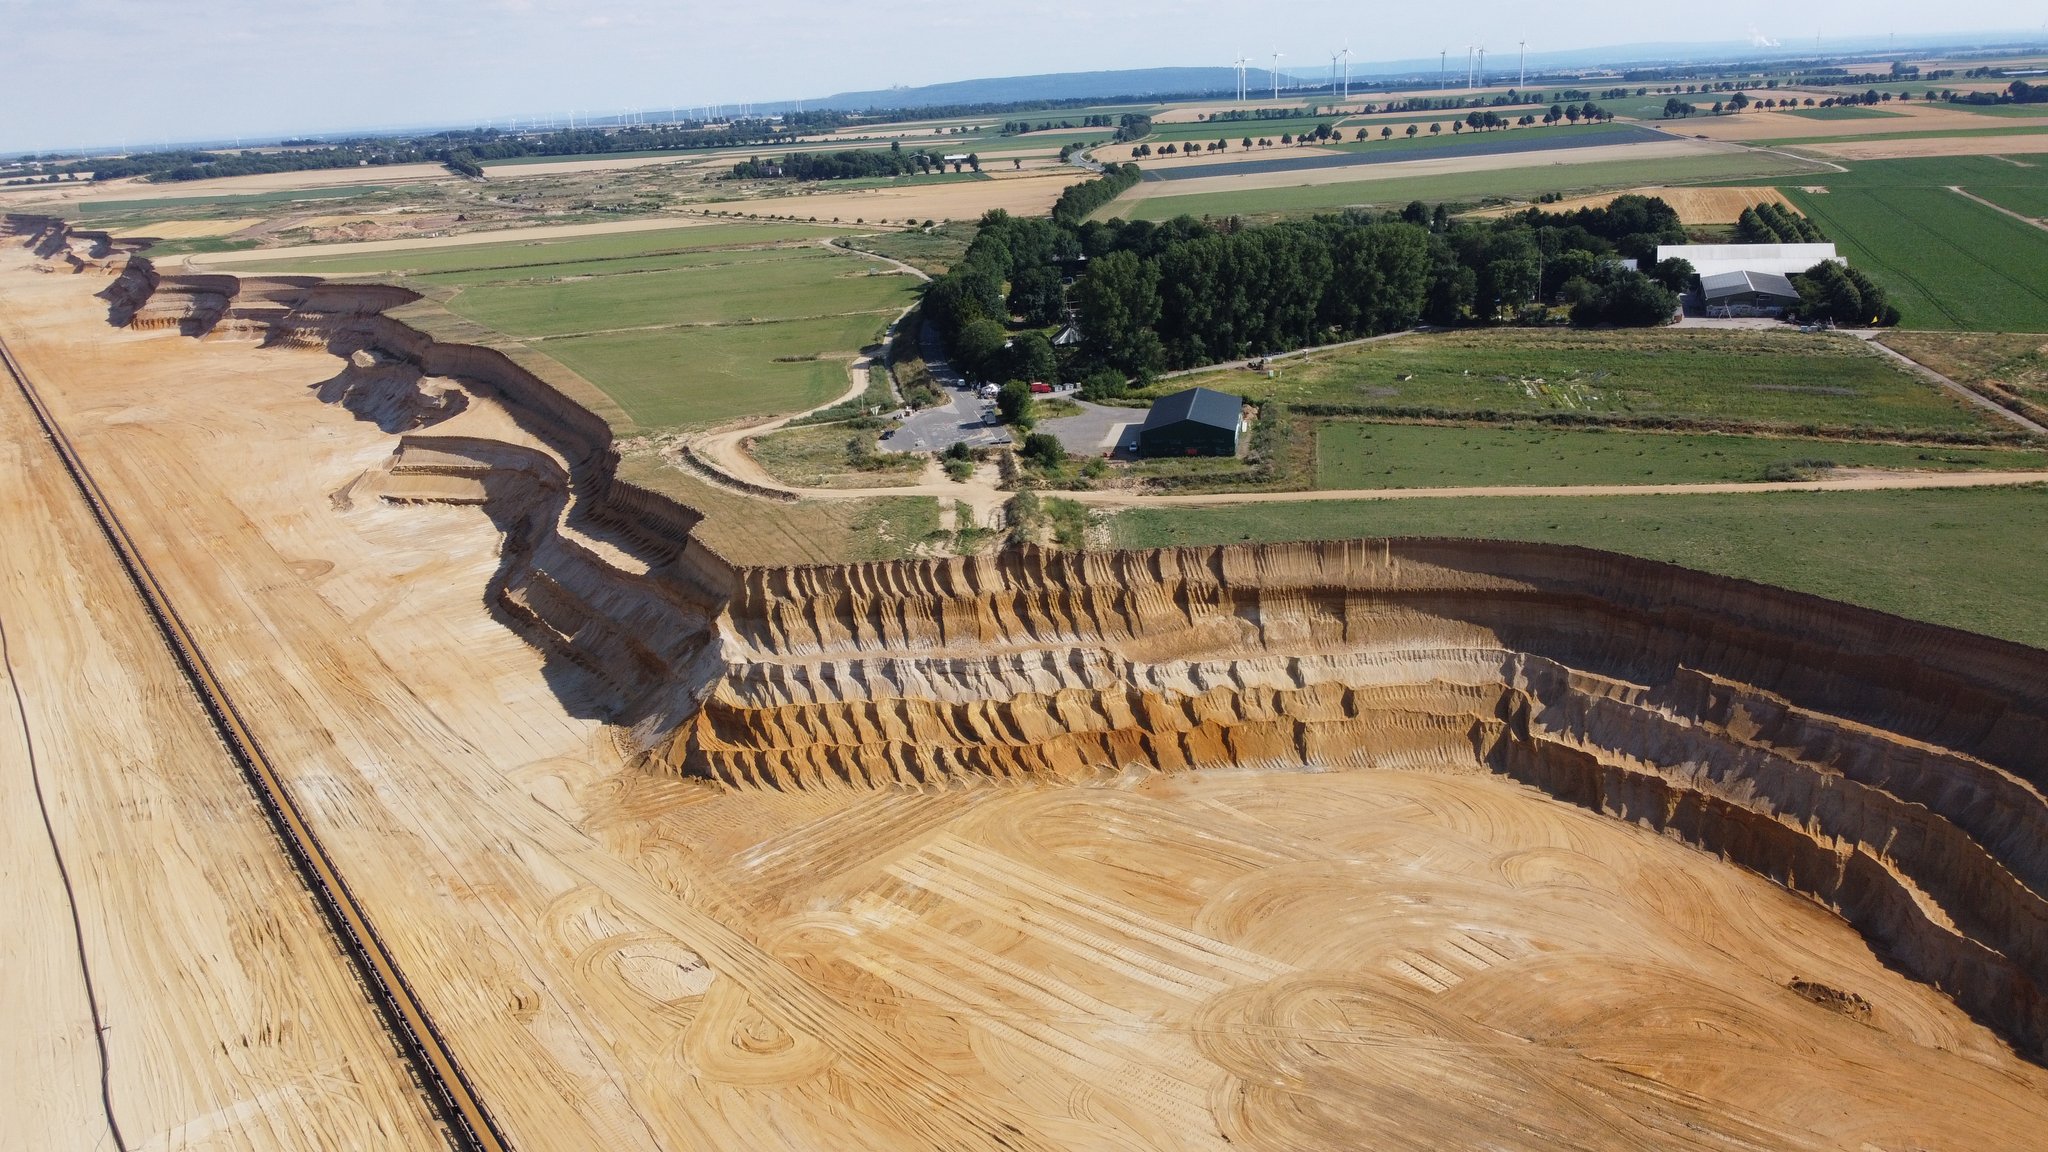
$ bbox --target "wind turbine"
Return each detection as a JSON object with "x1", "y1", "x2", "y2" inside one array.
[
  {"x1": 1272, "y1": 51, "x2": 1284, "y2": 101},
  {"x1": 1466, "y1": 46, "x2": 1475, "y2": 89},
  {"x1": 1519, "y1": 41, "x2": 1527, "y2": 88},
  {"x1": 1233, "y1": 54, "x2": 1250, "y2": 103},
  {"x1": 1329, "y1": 51, "x2": 1340, "y2": 98},
  {"x1": 1478, "y1": 47, "x2": 1487, "y2": 87},
  {"x1": 1340, "y1": 45, "x2": 1354, "y2": 101},
  {"x1": 1440, "y1": 50, "x2": 1447, "y2": 89}
]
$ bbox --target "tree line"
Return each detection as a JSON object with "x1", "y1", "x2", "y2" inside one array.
[
  {"x1": 922, "y1": 185, "x2": 1696, "y2": 385},
  {"x1": 1737, "y1": 201, "x2": 1826, "y2": 244},
  {"x1": 1000, "y1": 115, "x2": 1115, "y2": 135},
  {"x1": 729, "y1": 144, "x2": 971, "y2": 181}
]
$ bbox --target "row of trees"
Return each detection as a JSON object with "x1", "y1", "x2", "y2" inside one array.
[
  {"x1": 1000, "y1": 115, "x2": 1115, "y2": 135},
  {"x1": 1794, "y1": 262, "x2": 1899, "y2": 327},
  {"x1": 1737, "y1": 201, "x2": 1826, "y2": 244},
  {"x1": 923, "y1": 190, "x2": 1694, "y2": 382},
  {"x1": 729, "y1": 145, "x2": 973, "y2": 181}
]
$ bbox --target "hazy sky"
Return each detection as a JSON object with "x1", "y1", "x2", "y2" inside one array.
[{"x1": 2, "y1": 0, "x2": 2038, "y2": 152}]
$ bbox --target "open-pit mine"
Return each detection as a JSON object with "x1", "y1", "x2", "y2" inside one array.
[{"x1": 6, "y1": 213, "x2": 2048, "y2": 1150}]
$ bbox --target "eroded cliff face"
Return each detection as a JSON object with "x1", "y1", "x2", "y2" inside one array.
[{"x1": 21, "y1": 213, "x2": 2048, "y2": 1061}]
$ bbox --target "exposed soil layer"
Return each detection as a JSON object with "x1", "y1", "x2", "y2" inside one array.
[{"x1": 10, "y1": 212, "x2": 2048, "y2": 1147}]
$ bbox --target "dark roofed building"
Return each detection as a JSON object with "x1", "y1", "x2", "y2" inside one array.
[
  {"x1": 1136, "y1": 387, "x2": 1244, "y2": 458},
  {"x1": 1700, "y1": 269, "x2": 1802, "y2": 316}
]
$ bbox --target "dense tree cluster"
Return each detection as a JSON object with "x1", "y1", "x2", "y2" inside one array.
[
  {"x1": 1737, "y1": 202, "x2": 1827, "y2": 244},
  {"x1": 922, "y1": 189, "x2": 1690, "y2": 382},
  {"x1": 1793, "y1": 262, "x2": 1900, "y2": 327},
  {"x1": 728, "y1": 145, "x2": 958, "y2": 181},
  {"x1": 1111, "y1": 114, "x2": 1153, "y2": 143},
  {"x1": 1000, "y1": 115, "x2": 1114, "y2": 135},
  {"x1": 1050, "y1": 162, "x2": 1142, "y2": 225}
]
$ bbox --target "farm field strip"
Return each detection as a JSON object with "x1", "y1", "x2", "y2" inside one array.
[
  {"x1": 1109, "y1": 485, "x2": 2048, "y2": 649},
  {"x1": 441, "y1": 250, "x2": 916, "y2": 338},
  {"x1": 1786, "y1": 184, "x2": 2048, "y2": 331},
  {"x1": 1115, "y1": 152, "x2": 1821, "y2": 220},
  {"x1": 220, "y1": 220, "x2": 846, "y2": 276},
  {"x1": 1146, "y1": 123, "x2": 1661, "y2": 181},
  {"x1": 1159, "y1": 329, "x2": 2000, "y2": 434},
  {"x1": 1314, "y1": 423, "x2": 2048, "y2": 489}
]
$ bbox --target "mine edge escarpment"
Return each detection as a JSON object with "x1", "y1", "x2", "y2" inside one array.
[{"x1": 14, "y1": 211, "x2": 2048, "y2": 1060}]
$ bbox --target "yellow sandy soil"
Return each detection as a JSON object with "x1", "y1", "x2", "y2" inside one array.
[{"x1": 1467, "y1": 185, "x2": 1794, "y2": 223}]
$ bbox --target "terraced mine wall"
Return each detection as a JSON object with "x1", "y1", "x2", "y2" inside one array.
[{"x1": 22, "y1": 213, "x2": 2048, "y2": 1061}]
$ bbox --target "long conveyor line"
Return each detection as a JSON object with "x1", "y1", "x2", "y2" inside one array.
[{"x1": 0, "y1": 330, "x2": 512, "y2": 1152}]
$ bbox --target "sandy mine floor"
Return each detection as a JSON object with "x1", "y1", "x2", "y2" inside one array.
[
  {"x1": 0, "y1": 290, "x2": 446, "y2": 1149},
  {"x1": 4, "y1": 246, "x2": 2048, "y2": 1149}
]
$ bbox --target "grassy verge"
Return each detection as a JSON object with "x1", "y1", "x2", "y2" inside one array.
[
  {"x1": 218, "y1": 221, "x2": 845, "y2": 276},
  {"x1": 618, "y1": 452, "x2": 938, "y2": 564},
  {"x1": 1108, "y1": 485, "x2": 2048, "y2": 648},
  {"x1": 1146, "y1": 329, "x2": 2006, "y2": 437},
  {"x1": 747, "y1": 422, "x2": 928, "y2": 488},
  {"x1": 1315, "y1": 422, "x2": 2048, "y2": 488},
  {"x1": 1877, "y1": 331, "x2": 2048, "y2": 425},
  {"x1": 838, "y1": 223, "x2": 975, "y2": 275}
]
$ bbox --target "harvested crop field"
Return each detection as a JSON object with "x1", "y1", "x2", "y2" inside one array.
[
  {"x1": 1467, "y1": 185, "x2": 1792, "y2": 223},
  {"x1": 9, "y1": 214, "x2": 2048, "y2": 1152},
  {"x1": 1313, "y1": 422, "x2": 2048, "y2": 488}
]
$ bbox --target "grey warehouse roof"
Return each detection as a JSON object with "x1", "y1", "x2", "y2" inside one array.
[
  {"x1": 1700, "y1": 269, "x2": 1800, "y2": 301},
  {"x1": 1141, "y1": 387, "x2": 1243, "y2": 432}
]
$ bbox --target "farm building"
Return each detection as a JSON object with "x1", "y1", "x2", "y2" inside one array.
[
  {"x1": 1700, "y1": 270, "x2": 1803, "y2": 316},
  {"x1": 1655, "y1": 243, "x2": 1842, "y2": 278},
  {"x1": 1136, "y1": 387, "x2": 1244, "y2": 458}
]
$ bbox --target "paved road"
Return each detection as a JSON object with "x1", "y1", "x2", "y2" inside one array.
[
  {"x1": 1036, "y1": 400, "x2": 1142, "y2": 455},
  {"x1": 884, "y1": 388, "x2": 1014, "y2": 453}
]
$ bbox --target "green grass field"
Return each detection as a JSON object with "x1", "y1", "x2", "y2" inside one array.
[
  {"x1": 220, "y1": 221, "x2": 845, "y2": 277},
  {"x1": 541, "y1": 311, "x2": 893, "y2": 428},
  {"x1": 1781, "y1": 105, "x2": 1906, "y2": 120},
  {"x1": 1114, "y1": 152, "x2": 1823, "y2": 220},
  {"x1": 444, "y1": 251, "x2": 914, "y2": 337},
  {"x1": 1598, "y1": 95, "x2": 1691, "y2": 120},
  {"x1": 1760, "y1": 125, "x2": 2048, "y2": 146},
  {"x1": 224, "y1": 219, "x2": 915, "y2": 431},
  {"x1": 1944, "y1": 102, "x2": 2048, "y2": 118},
  {"x1": 1785, "y1": 185, "x2": 2048, "y2": 331},
  {"x1": 1325, "y1": 121, "x2": 1637, "y2": 153},
  {"x1": 1314, "y1": 423, "x2": 2048, "y2": 488},
  {"x1": 1157, "y1": 329, "x2": 1998, "y2": 434},
  {"x1": 1963, "y1": 183, "x2": 2048, "y2": 220},
  {"x1": 1108, "y1": 484, "x2": 2048, "y2": 648}
]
